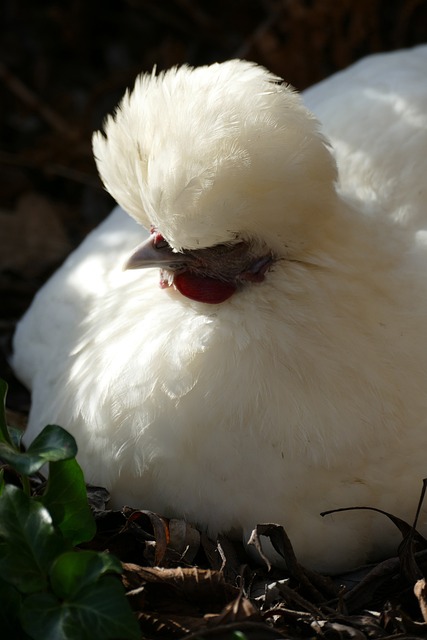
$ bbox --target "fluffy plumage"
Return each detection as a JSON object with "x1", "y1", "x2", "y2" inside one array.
[{"x1": 13, "y1": 47, "x2": 427, "y2": 572}]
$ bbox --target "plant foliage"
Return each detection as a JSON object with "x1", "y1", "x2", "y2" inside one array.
[{"x1": 0, "y1": 379, "x2": 140, "y2": 640}]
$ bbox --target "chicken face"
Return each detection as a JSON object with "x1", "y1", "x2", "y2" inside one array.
[{"x1": 125, "y1": 229, "x2": 275, "y2": 303}]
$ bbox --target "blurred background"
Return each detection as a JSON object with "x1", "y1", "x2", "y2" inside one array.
[{"x1": 1, "y1": 0, "x2": 427, "y2": 405}]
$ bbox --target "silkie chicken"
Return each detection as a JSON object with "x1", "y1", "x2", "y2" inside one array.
[{"x1": 12, "y1": 46, "x2": 427, "y2": 573}]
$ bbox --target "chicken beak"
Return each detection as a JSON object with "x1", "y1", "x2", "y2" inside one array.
[{"x1": 124, "y1": 234, "x2": 188, "y2": 271}]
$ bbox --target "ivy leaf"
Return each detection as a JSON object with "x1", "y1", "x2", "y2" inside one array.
[
  {"x1": 21, "y1": 592, "x2": 66, "y2": 640},
  {"x1": 0, "y1": 379, "x2": 12, "y2": 446},
  {"x1": 21, "y1": 577, "x2": 140, "y2": 640},
  {"x1": 0, "y1": 485, "x2": 66, "y2": 594},
  {"x1": 49, "y1": 550, "x2": 122, "y2": 600},
  {"x1": 8, "y1": 424, "x2": 25, "y2": 448},
  {"x1": 40, "y1": 459, "x2": 96, "y2": 546},
  {"x1": 0, "y1": 378, "x2": 138, "y2": 639},
  {"x1": 0, "y1": 424, "x2": 77, "y2": 476},
  {"x1": 0, "y1": 577, "x2": 31, "y2": 638}
]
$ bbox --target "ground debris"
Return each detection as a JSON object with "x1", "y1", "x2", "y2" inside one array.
[{"x1": 76, "y1": 491, "x2": 427, "y2": 639}]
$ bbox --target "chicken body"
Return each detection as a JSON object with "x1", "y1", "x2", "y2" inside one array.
[{"x1": 13, "y1": 47, "x2": 427, "y2": 572}]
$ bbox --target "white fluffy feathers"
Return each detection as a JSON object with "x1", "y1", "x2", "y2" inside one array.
[{"x1": 93, "y1": 60, "x2": 337, "y2": 254}]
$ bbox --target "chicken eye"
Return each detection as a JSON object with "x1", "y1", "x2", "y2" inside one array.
[
  {"x1": 249, "y1": 255, "x2": 273, "y2": 275},
  {"x1": 153, "y1": 233, "x2": 169, "y2": 249},
  {"x1": 149, "y1": 226, "x2": 169, "y2": 249}
]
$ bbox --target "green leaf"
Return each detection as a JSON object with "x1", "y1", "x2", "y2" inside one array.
[
  {"x1": 0, "y1": 485, "x2": 66, "y2": 594},
  {"x1": 8, "y1": 424, "x2": 24, "y2": 448},
  {"x1": 0, "y1": 424, "x2": 77, "y2": 476},
  {"x1": 0, "y1": 577, "x2": 30, "y2": 638},
  {"x1": 0, "y1": 379, "x2": 13, "y2": 446},
  {"x1": 21, "y1": 577, "x2": 140, "y2": 640},
  {"x1": 27, "y1": 424, "x2": 78, "y2": 461},
  {"x1": 40, "y1": 459, "x2": 96, "y2": 546},
  {"x1": 49, "y1": 550, "x2": 122, "y2": 600},
  {"x1": 20, "y1": 592, "x2": 68, "y2": 640}
]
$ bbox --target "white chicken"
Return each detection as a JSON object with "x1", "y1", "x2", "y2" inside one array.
[{"x1": 12, "y1": 46, "x2": 427, "y2": 572}]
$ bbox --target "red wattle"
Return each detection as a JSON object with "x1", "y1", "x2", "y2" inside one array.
[{"x1": 173, "y1": 272, "x2": 236, "y2": 304}]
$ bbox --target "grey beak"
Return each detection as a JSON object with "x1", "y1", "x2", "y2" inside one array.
[{"x1": 125, "y1": 234, "x2": 188, "y2": 270}]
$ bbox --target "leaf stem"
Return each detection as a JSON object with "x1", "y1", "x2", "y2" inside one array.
[{"x1": 20, "y1": 473, "x2": 31, "y2": 496}]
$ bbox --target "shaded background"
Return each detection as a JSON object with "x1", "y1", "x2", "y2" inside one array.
[{"x1": 1, "y1": 0, "x2": 427, "y2": 407}]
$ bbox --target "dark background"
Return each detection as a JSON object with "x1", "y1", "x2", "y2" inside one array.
[{"x1": 1, "y1": 0, "x2": 427, "y2": 407}]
